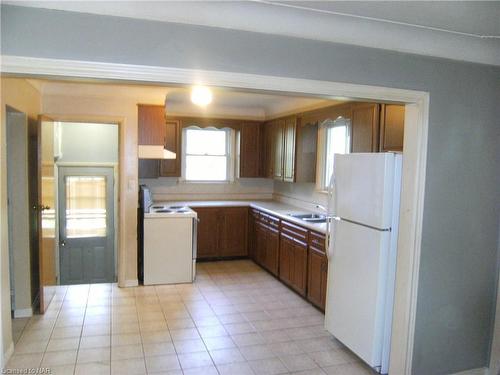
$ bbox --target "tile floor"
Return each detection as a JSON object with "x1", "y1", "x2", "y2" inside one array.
[{"x1": 6, "y1": 260, "x2": 375, "y2": 375}]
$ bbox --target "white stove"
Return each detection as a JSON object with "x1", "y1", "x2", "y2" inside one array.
[{"x1": 143, "y1": 203, "x2": 197, "y2": 285}]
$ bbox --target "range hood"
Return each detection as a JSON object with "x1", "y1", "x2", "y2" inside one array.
[{"x1": 138, "y1": 145, "x2": 176, "y2": 159}]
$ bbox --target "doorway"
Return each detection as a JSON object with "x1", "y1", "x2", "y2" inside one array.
[{"x1": 58, "y1": 167, "x2": 115, "y2": 284}]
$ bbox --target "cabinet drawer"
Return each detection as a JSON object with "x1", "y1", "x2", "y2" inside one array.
[
  {"x1": 309, "y1": 231, "x2": 326, "y2": 253},
  {"x1": 281, "y1": 220, "x2": 308, "y2": 244},
  {"x1": 260, "y1": 212, "x2": 280, "y2": 229},
  {"x1": 250, "y1": 208, "x2": 260, "y2": 218}
]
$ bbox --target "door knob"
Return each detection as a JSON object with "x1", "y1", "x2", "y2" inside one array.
[{"x1": 60, "y1": 240, "x2": 66, "y2": 247}]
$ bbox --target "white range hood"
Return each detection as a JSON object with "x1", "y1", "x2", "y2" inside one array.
[{"x1": 138, "y1": 145, "x2": 176, "y2": 159}]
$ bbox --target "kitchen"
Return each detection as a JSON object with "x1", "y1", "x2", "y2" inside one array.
[{"x1": 136, "y1": 83, "x2": 405, "y2": 374}]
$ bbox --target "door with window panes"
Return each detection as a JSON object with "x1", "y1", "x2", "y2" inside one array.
[{"x1": 58, "y1": 167, "x2": 115, "y2": 284}]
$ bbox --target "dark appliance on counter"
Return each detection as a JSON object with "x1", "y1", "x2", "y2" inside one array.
[{"x1": 137, "y1": 184, "x2": 153, "y2": 283}]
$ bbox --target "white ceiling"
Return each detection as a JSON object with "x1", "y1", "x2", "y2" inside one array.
[
  {"x1": 6, "y1": 1, "x2": 500, "y2": 66},
  {"x1": 31, "y1": 79, "x2": 335, "y2": 120}
]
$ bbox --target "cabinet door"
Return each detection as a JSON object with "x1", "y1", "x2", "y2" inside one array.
[
  {"x1": 279, "y1": 234, "x2": 293, "y2": 286},
  {"x1": 159, "y1": 119, "x2": 181, "y2": 177},
  {"x1": 219, "y1": 207, "x2": 248, "y2": 257},
  {"x1": 263, "y1": 122, "x2": 274, "y2": 178},
  {"x1": 138, "y1": 105, "x2": 166, "y2": 145},
  {"x1": 292, "y1": 239, "x2": 308, "y2": 296},
  {"x1": 240, "y1": 122, "x2": 261, "y2": 178},
  {"x1": 308, "y1": 247, "x2": 326, "y2": 309},
  {"x1": 283, "y1": 116, "x2": 296, "y2": 182},
  {"x1": 256, "y1": 222, "x2": 267, "y2": 267},
  {"x1": 138, "y1": 159, "x2": 159, "y2": 179},
  {"x1": 193, "y1": 208, "x2": 219, "y2": 259},
  {"x1": 295, "y1": 116, "x2": 318, "y2": 183},
  {"x1": 351, "y1": 103, "x2": 380, "y2": 152},
  {"x1": 248, "y1": 209, "x2": 259, "y2": 261},
  {"x1": 273, "y1": 119, "x2": 285, "y2": 180},
  {"x1": 266, "y1": 227, "x2": 280, "y2": 276},
  {"x1": 379, "y1": 104, "x2": 405, "y2": 152}
]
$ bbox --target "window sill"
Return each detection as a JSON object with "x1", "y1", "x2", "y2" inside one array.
[{"x1": 179, "y1": 180, "x2": 236, "y2": 184}]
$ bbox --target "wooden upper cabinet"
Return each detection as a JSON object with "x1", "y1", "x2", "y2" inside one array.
[
  {"x1": 379, "y1": 104, "x2": 405, "y2": 152},
  {"x1": 159, "y1": 119, "x2": 181, "y2": 177},
  {"x1": 295, "y1": 115, "x2": 318, "y2": 183},
  {"x1": 240, "y1": 122, "x2": 261, "y2": 178},
  {"x1": 351, "y1": 102, "x2": 380, "y2": 153},
  {"x1": 283, "y1": 116, "x2": 296, "y2": 182},
  {"x1": 273, "y1": 119, "x2": 285, "y2": 180},
  {"x1": 138, "y1": 104, "x2": 166, "y2": 145}
]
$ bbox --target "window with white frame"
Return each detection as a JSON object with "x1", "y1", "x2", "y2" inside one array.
[
  {"x1": 183, "y1": 126, "x2": 235, "y2": 182},
  {"x1": 319, "y1": 117, "x2": 351, "y2": 190}
]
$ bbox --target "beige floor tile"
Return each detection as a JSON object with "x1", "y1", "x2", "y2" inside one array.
[
  {"x1": 173, "y1": 338, "x2": 207, "y2": 354},
  {"x1": 6, "y1": 353, "x2": 43, "y2": 369},
  {"x1": 46, "y1": 364, "x2": 76, "y2": 375},
  {"x1": 51, "y1": 326, "x2": 82, "y2": 339},
  {"x1": 77, "y1": 347, "x2": 111, "y2": 363},
  {"x1": 111, "y1": 357, "x2": 146, "y2": 375},
  {"x1": 183, "y1": 365, "x2": 219, "y2": 375},
  {"x1": 143, "y1": 341, "x2": 176, "y2": 357},
  {"x1": 80, "y1": 335, "x2": 111, "y2": 349},
  {"x1": 178, "y1": 351, "x2": 213, "y2": 369},
  {"x1": 141, "y1": 329, "x2": 171, "y2": 344},
  {"x1": 231, "y1": 332, "x2": 265, "y2": 347},
  {"x1": 46, "y1": 337, "x2": 80, "y2": 352},
  {"x1": 280, "y1": 353, "x2": 318, "y2": 372},
  {"x1": 308, "y1": 349, "x2": 352, "y2": 367},
  {"x1": 166, "y1": 318, "x2": 195, "y2": 330},
  {"x1": 239, "y1": 344, "x2": 276, "y2": 361},
  {"x1": 292, "y1": 369, "x2": 327, "y2": 375},
  {"x1": 42, "y1": 349, "x2": 78, "y2": 366},
  {"x1": 82, "y1": 323, "x2": 111, "y2": 336},
  {"x1": 169, "y1": 328, "x2": 200, "y2": 341},
  {"x1": 197, "y1": 324, "x2": 228, "y2": 338},
  {"x1": 145, "y1": 354, "x2": 181, "y2": 372},
  {"x1": 111, "y1": 343, "x2": 144, "y2": 361},
  {"x1": 13, "y1": 339, "x2": 48, "y2": 354},
  {"x1": 248, "y1": 357, "x2": 288, "y2": 375},
  {"x1": 322, "y1": 362, "x2": 374, "y2": 375},
  {"x1": 75, "y1": 362, "x2": 110, "y2": 375},
  {"x1": 209, "y1": 347, "x2": 245, "y2": 365},
  {"x1": 202, "y1": 336, "x2": 236, "y2": 351},
  {"x1": 217, "y1": 362, "x2": 256, "y2": 375},
  {"x1": 112, "y1": 333, "x2": 142, "y2": 346}
]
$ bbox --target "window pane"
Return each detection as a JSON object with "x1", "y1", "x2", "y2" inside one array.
[
  {"x1": 65, "y1": 176, "x2": 107, "y2": 238},
  {"x1": 324, "y1": 119, "x2": 351, "y2": 188},
  {"x1": 186, "y1": 128, "x2": 226, "y2": 155},
  {"x1": 186, "y1": 155, "x2": 227, "y2": 181}
]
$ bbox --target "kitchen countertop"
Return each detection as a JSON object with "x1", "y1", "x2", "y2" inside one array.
[{"x1": 155, "y1": 200, "x2": 328, "y2": 234}]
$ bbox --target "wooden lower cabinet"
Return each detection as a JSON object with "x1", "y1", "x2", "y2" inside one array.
[
  {"x1": 266, "y1": 226, "x2": 280, "y2": 276},
  {"x1": 307, "y1": 232, "x2": 328, "y2": 310},
  {"x1": 194, "y1": 208, "x2": 219, "y2": 258},
  {"x1": 255, "y1": 220, "x2": 280, "y2": 277},
  {"x1": 219, "y1": 207, "x2": 248, "y2": 257},
  {"x1": 248, "y1": 209, "x2": 259, "y2": 261},
  {"x1": 194, "y1": 207, "x2": 248, "y2": 259},
  {"x1": 279, "y1": 233, "x2": 307, "y2": 296}
]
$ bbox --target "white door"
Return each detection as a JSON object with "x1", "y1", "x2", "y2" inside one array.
[
  {"x1": 333, "y1": 153, "x2": 395, "y2": 229},
  {"x1": 325, "y1": 219, "x2": 391, "y2": 369}
]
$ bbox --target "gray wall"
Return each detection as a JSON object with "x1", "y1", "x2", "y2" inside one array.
[
  {"x1": 58, "y1": 122, "x2": 118, "y2": 164},
  {"x1": 2, "y1": 5, "x2": 500, "y2": 374}
]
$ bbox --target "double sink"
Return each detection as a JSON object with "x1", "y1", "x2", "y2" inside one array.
[{"x1": 288, "y1": 213, "x2": 328, "y2": 223}]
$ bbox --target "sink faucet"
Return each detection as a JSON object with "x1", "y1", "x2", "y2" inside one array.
[{"x1": 315, "y1": 204, "x2": 327, "y2": 212}]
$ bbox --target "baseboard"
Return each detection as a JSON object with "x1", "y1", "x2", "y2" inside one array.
[
  {"x1": 452, "y1": 367, "x2": 488, "y2": 375},
  {"x1": 2, "y1": 341, "x2": 14, "y2": 369},
  {"x1": 122, "y1": 279, "x2": 139, "y2": 287},
  {"x1": 14, "y1": 308, "x2": 33, "y2": 318}
]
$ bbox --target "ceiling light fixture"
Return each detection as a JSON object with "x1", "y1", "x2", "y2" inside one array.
[{"x1": 191, "y1": 86, "x2": 213, "y2": 106}]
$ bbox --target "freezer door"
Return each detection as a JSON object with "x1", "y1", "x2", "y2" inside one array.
[
  {"x1": 332, "y1": 153, "x2": 395, "y2": 229},
  {"x1": 325, "y1": 219, "x2": 392, "y2": 369}
]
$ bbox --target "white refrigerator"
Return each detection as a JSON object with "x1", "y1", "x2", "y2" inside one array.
[{"x1": 324, "y1": 152, "x2": 402, "y2": 374}]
